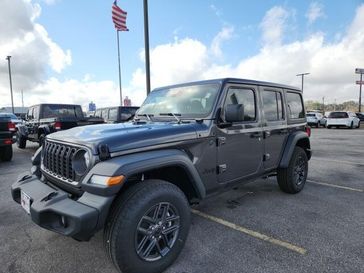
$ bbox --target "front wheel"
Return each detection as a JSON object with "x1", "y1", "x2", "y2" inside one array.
[
  {"x1": 104, "y1": 180, "x2": 191, "y2": 273},
  {"x1": 17, "y1": 133, "x2": 26, "y2": 149},
  {"x1": 357, "y1": 121, "x2": 360, "y2": 128},
  {"x1": 277, "y1": 147, "x2": 308, "y2": 194}
]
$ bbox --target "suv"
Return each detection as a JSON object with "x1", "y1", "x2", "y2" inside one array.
[
  {"x1": 326, "y1": 111, "x2": 360, "y2": 129},
  {"x1": 306, "y1": 112, "x2": 325, "y2": 127},
  {"x1": 16, "y1": 103, "x2": 104, "y2": 148},
  {"x1": 0, "y1": 115, "x2": 17, "y2": 161},
  {"x1": 11, "y1": 78, "x2": 311, "y2": 273},
  {"x1": 94, "y1": 106, "x2": 139, "y2": 123}
]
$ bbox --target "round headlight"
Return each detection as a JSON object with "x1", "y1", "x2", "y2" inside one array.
[{"x1": 72, "y1": 149, "x2": 90, "y2": 176}]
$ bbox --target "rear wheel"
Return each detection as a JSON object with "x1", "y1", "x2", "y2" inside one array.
[
  {"x1": 326, "y1": 125, "x2": 331, "y2": 129},
  {"x1": 357, "y1": 121, "x2": 360, "y2": 128},
  {"x1": 350, "y1": 122, "x2": 354, "y2": 129},
  {"x1": 277, "y1": 147, "x2": 308, "y2": 194},
  {"x1": 0, "y1": 145, "x2": 13, "y2": 161},
  {"x1": 17, "y1": 133, "x2": 26, "y2": 149},
  {"x1": 104, "y1": 180, "x2": 191, "y2": 273}
]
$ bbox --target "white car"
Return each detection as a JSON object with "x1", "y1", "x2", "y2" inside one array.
[
  {"x1": 306, "y1": 112, "x2": 325, "y2": 127},
  {"x1": 326, "y1": 111, "x2": 360, "y2": 129}
]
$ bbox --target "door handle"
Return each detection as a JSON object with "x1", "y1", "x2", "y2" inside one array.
[
  {"x1": 279, "y1": 129, "x2": 288, "y2": 134},
  {"x1": 264, "y1": 131, "x2": 271, "y2": 138}
]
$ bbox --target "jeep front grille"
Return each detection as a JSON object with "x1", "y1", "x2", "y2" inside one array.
[{"x1": 42, "y1": 140, "x2": 78, "y2": 183}]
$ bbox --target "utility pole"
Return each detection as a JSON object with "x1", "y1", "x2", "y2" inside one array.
[
  {"x1": 296, "y1": 72, "x2": 310, "y2": 92},
  {"x1": 21, "y1": 89, "x2": 24, "y2": 108},
  {"x1": 143, "y1": 0, "x2": 151, "y2": 95},
  {"x1": 6, "y1": 56, "x2": 14, "y2": 114},
  {"x1": 355, "y1": 68, "x2": 363, "y2": 112},
  {"x1": 322, "y1": 96, "x2": 325, "y2": 114}
]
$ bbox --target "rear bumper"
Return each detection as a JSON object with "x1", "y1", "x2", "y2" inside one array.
[{"x1": 11, "y1": 174, "x2": 114, "y2": 241}]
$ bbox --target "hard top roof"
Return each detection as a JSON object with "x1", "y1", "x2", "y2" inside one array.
[{"x1": 153, "y1": 78, "x2": 301, "y2": 92}]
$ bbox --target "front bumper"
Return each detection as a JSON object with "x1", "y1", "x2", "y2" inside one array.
[{"x1": 11, "y1": 174, "x2": 114, "y2": 241}]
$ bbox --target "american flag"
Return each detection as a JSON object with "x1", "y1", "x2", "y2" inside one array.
[{"x1": 112, "y1": 1, "x2": 129, "y2": 31}]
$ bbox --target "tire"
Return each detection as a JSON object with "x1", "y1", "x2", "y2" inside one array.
[
  {"x1": 350, "y1": 122, "x2": 354, "y2": 129},
  {"x1": 0, "y1": 145, "x2": 13, "y2": 161},
  {"x1": 326, "y1": 125, "x2": 331, "y2": 129},
  {"x1": 104, "y1": 180, "x2": 191, "y2": 273},
  {"x1": 39, "y1": 134, "x2": 46, "y2": 147},
  {"x1": 17, "y1": 133, "x2": 26, "y2": 149},
  {"x1": 316, "y1": 123, "x2": 319, "y2": 128},
  {"x1": 277, "y1": 147, "x2": 308, "y2": 194},
  {"x1": 357, "y1": 121, "x2": 360, "y2": 129}
]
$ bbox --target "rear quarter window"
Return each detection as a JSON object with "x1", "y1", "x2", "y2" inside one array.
[{"x1": 286, "y1": 92, "x2": 305, "y2": 119}]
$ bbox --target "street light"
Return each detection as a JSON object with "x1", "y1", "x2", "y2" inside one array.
[
  {"x1": 296, "y1": 72, "x2": 310, "y2": 92},
  {"x1": 6, "y1": 56, "x2": 14, "y2": 114}
]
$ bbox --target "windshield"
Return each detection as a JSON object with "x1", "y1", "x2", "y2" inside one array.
[
  {"x1": 328, "y1": 112, "x2": 348, "y2": 118},
  {"x1": 42, "y1": 105, "x2": 83, "y2": 118},
  {"x1": 137, "y1": 83, "x2": 220, "y2": 118}
]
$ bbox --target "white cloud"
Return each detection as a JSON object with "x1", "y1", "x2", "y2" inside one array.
[
  {"x1": 0, "y1": 0, "x2": 71, "y2": 107},
  {"x1": 260, "y1": 6, "x2": 290, "y2": 46},
  {"x1": 306, "y1": 2, "x2": 325, "y2": 24},
  {"x1": 210, "y1": 26, "x2": 234, "y2": 57}
]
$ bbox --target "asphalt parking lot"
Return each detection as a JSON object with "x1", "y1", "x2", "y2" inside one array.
[{"x1": 1, "y1": 127, "x2": 363, "y2": 273}]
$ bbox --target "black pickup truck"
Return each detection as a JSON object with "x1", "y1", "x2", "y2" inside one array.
[
  {"x1": 0, "y1": 115, "x2": 17, "y2": 161},
  {"x1": 17, "y1": 104, "x2": 104, "y2": 148}
]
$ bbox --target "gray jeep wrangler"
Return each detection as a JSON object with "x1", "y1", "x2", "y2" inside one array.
[{"x1": 12, "y1": 78, "x2": 311, "y2": 273}]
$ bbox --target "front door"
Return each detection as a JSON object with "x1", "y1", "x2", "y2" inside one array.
[
  {"x1": 217, "y1": 85, "x2": 264, "y2": 183},
  {"x1": 260, "y1": 87, "x2": 288, "y2": 170}
]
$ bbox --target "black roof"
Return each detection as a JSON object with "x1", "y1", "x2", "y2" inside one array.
[
  {"x1": 28, "y1": 103, "x2": 82, "y2": 107},
  {"x1": 154, "y1": 78, "x2": 301, "y2": 92},
  {"x1": 96, "y1": 106, "x2": 139, "y2": 110}
]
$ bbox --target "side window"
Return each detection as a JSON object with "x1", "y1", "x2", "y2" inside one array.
[
  {"x1": 27, "y1": 108, "x2": 33, "y2": 119},
  {"x1": 102, "y1": 109, "x2": 109, "y2": 121},
  {"x1": 286, "y1": 92, "x2": 304, "y2": 119},
  {"x1": 224, "y1": 87, "x2": 256, "y2": 121},
  {"x1": 33, "y1": 106, "x2": 40, "y2": 120},
  {"x1": 108, "y1": 108, "x2": 118, "y2": 121},
  {"x1": 262, "y1": 90, "x2": 284, "y2": 121}
]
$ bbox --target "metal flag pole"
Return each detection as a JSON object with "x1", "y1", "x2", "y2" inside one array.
[
  {"x1": 143, "y1": 0, "x2": 151, "y2": 95},
  {"x1": 116, "y1": 30, "x2": 123, "y2": 106},
  {"x1": 6, "y1": 56, "x2": 14, "y2": 114},
  {"x1": 359, "y1": 73, "x2": 362, "y2": 112}
]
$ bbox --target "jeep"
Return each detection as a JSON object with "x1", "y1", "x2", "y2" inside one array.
[{"x1": 11, "y1": 78, "x2": 311, "y2": 273}]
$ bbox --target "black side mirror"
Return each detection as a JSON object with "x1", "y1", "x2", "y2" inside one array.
[{"x1": 225, "y1": 104, "x2": 244, "y2": 122}]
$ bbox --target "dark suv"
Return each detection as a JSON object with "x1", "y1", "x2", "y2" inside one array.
[{"x1": 11, "y1": 78, "x2": 311, "y2": 273}]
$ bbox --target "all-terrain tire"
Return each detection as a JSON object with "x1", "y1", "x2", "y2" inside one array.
[
  {"x1": 17, "y1": 133, "x2": 26, "y2": 149},
  {"x1": 356, "y1": 121, "x2": 360, "y2": 129},
  {"x1": 104, "y1": 180, "x2": 191, "y2": 273},
  {"x1": 277, "y1": 147, "x2": 308, "y2": 194},
  {"x1": 0, "y1": 145, "x2": 13, "y2": 161}
]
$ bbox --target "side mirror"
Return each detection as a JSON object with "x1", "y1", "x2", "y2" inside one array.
[{"x1": 225, "y1": 104, "x2": 244, "y2": 123}]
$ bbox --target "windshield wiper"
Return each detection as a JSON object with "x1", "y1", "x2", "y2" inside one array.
[
  {"x1": 135, "y1": 113, "x2": 154, "y2": 121},
  {"x1": 159, "y1": 113, "x2": 182, "y2": 123}
]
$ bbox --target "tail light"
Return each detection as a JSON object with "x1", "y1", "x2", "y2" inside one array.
[
  {"x1": 305, "y1": 126, "x2": 311, "y2": 137},
  {"x1": 54, "y1": 121, "x2": 62, "y2": 130},
  {"x1": 8, "y1": 122, "x2": 16, "y2": 132},
  {"x1": 3, "y1": 139, "x2": 12, "y2": 145}
]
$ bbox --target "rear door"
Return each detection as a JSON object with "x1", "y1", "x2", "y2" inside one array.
[
  {"x1": 260, "y1": 87, "x2": 287, "y2": 171},
  {"x1": 216, "y1": 84, "x2": 264, "y2": 183}
]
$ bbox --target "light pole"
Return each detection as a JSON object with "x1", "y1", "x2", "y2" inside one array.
[
  {"x1": 143, "y1": 0, "x2": 151, "y2": 95},
  {"x1": 6, "y1": 56, "x2": 14, "y2": 114},
  {"x1": 296, "y1": 72, "x2": 310, "y2": 92}
]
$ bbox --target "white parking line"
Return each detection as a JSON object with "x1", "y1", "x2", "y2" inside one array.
[
  {"x1": 307, "y1": 180, "x2": 363, "y2": 192},
  {"x1": 310, "y1": 157, "x2": 364, "y2": 166},
  {"x1": 191, "y1": 209, "x2": 307, "y2": 255}
]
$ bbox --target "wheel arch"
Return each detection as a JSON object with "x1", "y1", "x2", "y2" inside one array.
[{"x1": 279, "y1": 131, "x2": 311, "y2": 168}]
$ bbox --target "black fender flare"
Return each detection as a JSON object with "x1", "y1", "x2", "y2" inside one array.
[
  {"x1": 279, "y1": 131, "x2": 311, "y2": 168},
  {"x1": 38, "y1": 125, "x2": 51, "y2": 136},
  {"x1": 81, "y1": 149, "x2": 206, "y2": 200}
]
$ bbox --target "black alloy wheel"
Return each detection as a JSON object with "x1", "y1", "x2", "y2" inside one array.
[{"x1": 135, "y1": 202, "x2": 180, "y2": 262}]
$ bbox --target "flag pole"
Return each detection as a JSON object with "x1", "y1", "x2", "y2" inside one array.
[
  {"x1": 116, "y1": 30, "x2": 123, "y2": 106},
  {"x1": 143, "y1": 0, "x2": 151, "y2": 95}
]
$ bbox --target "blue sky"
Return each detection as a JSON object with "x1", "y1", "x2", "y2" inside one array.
[
  {"x1": 1, "y1": 0, "x2": 364, "y2": 108},
  {"x1": 37, "y1": 0, "x2": 359, "y2": 83}
]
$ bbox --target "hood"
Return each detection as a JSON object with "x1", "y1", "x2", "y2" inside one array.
[{"x1": 47, "y1": 121, "x2": 199, "y2": 154}]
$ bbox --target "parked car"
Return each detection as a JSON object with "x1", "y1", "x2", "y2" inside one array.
[
  {"x1": 16, "y1": 103, "x2": 104, "y2": 148},
  {"x1": 356, "y1": 112, "x2": 364, "y2": 122},
  {"x1": 326, "y1": 111, "x2": 360, "y2": 129},
  {"x1": 0, "y1": 115, "x2": 17, "y2": 161},
  {"x1": 306, "y1": 112, "x2": 325, "y2": 127},
  {"x1": 0, "y1": 112, "x2": 23, "y2": 126},
  {"x1": 95, "y1": 106, "x2": 139, "y2": 123},
  {"x1": 12, "y1": 78, "x2": 311, "y2": 273}
]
